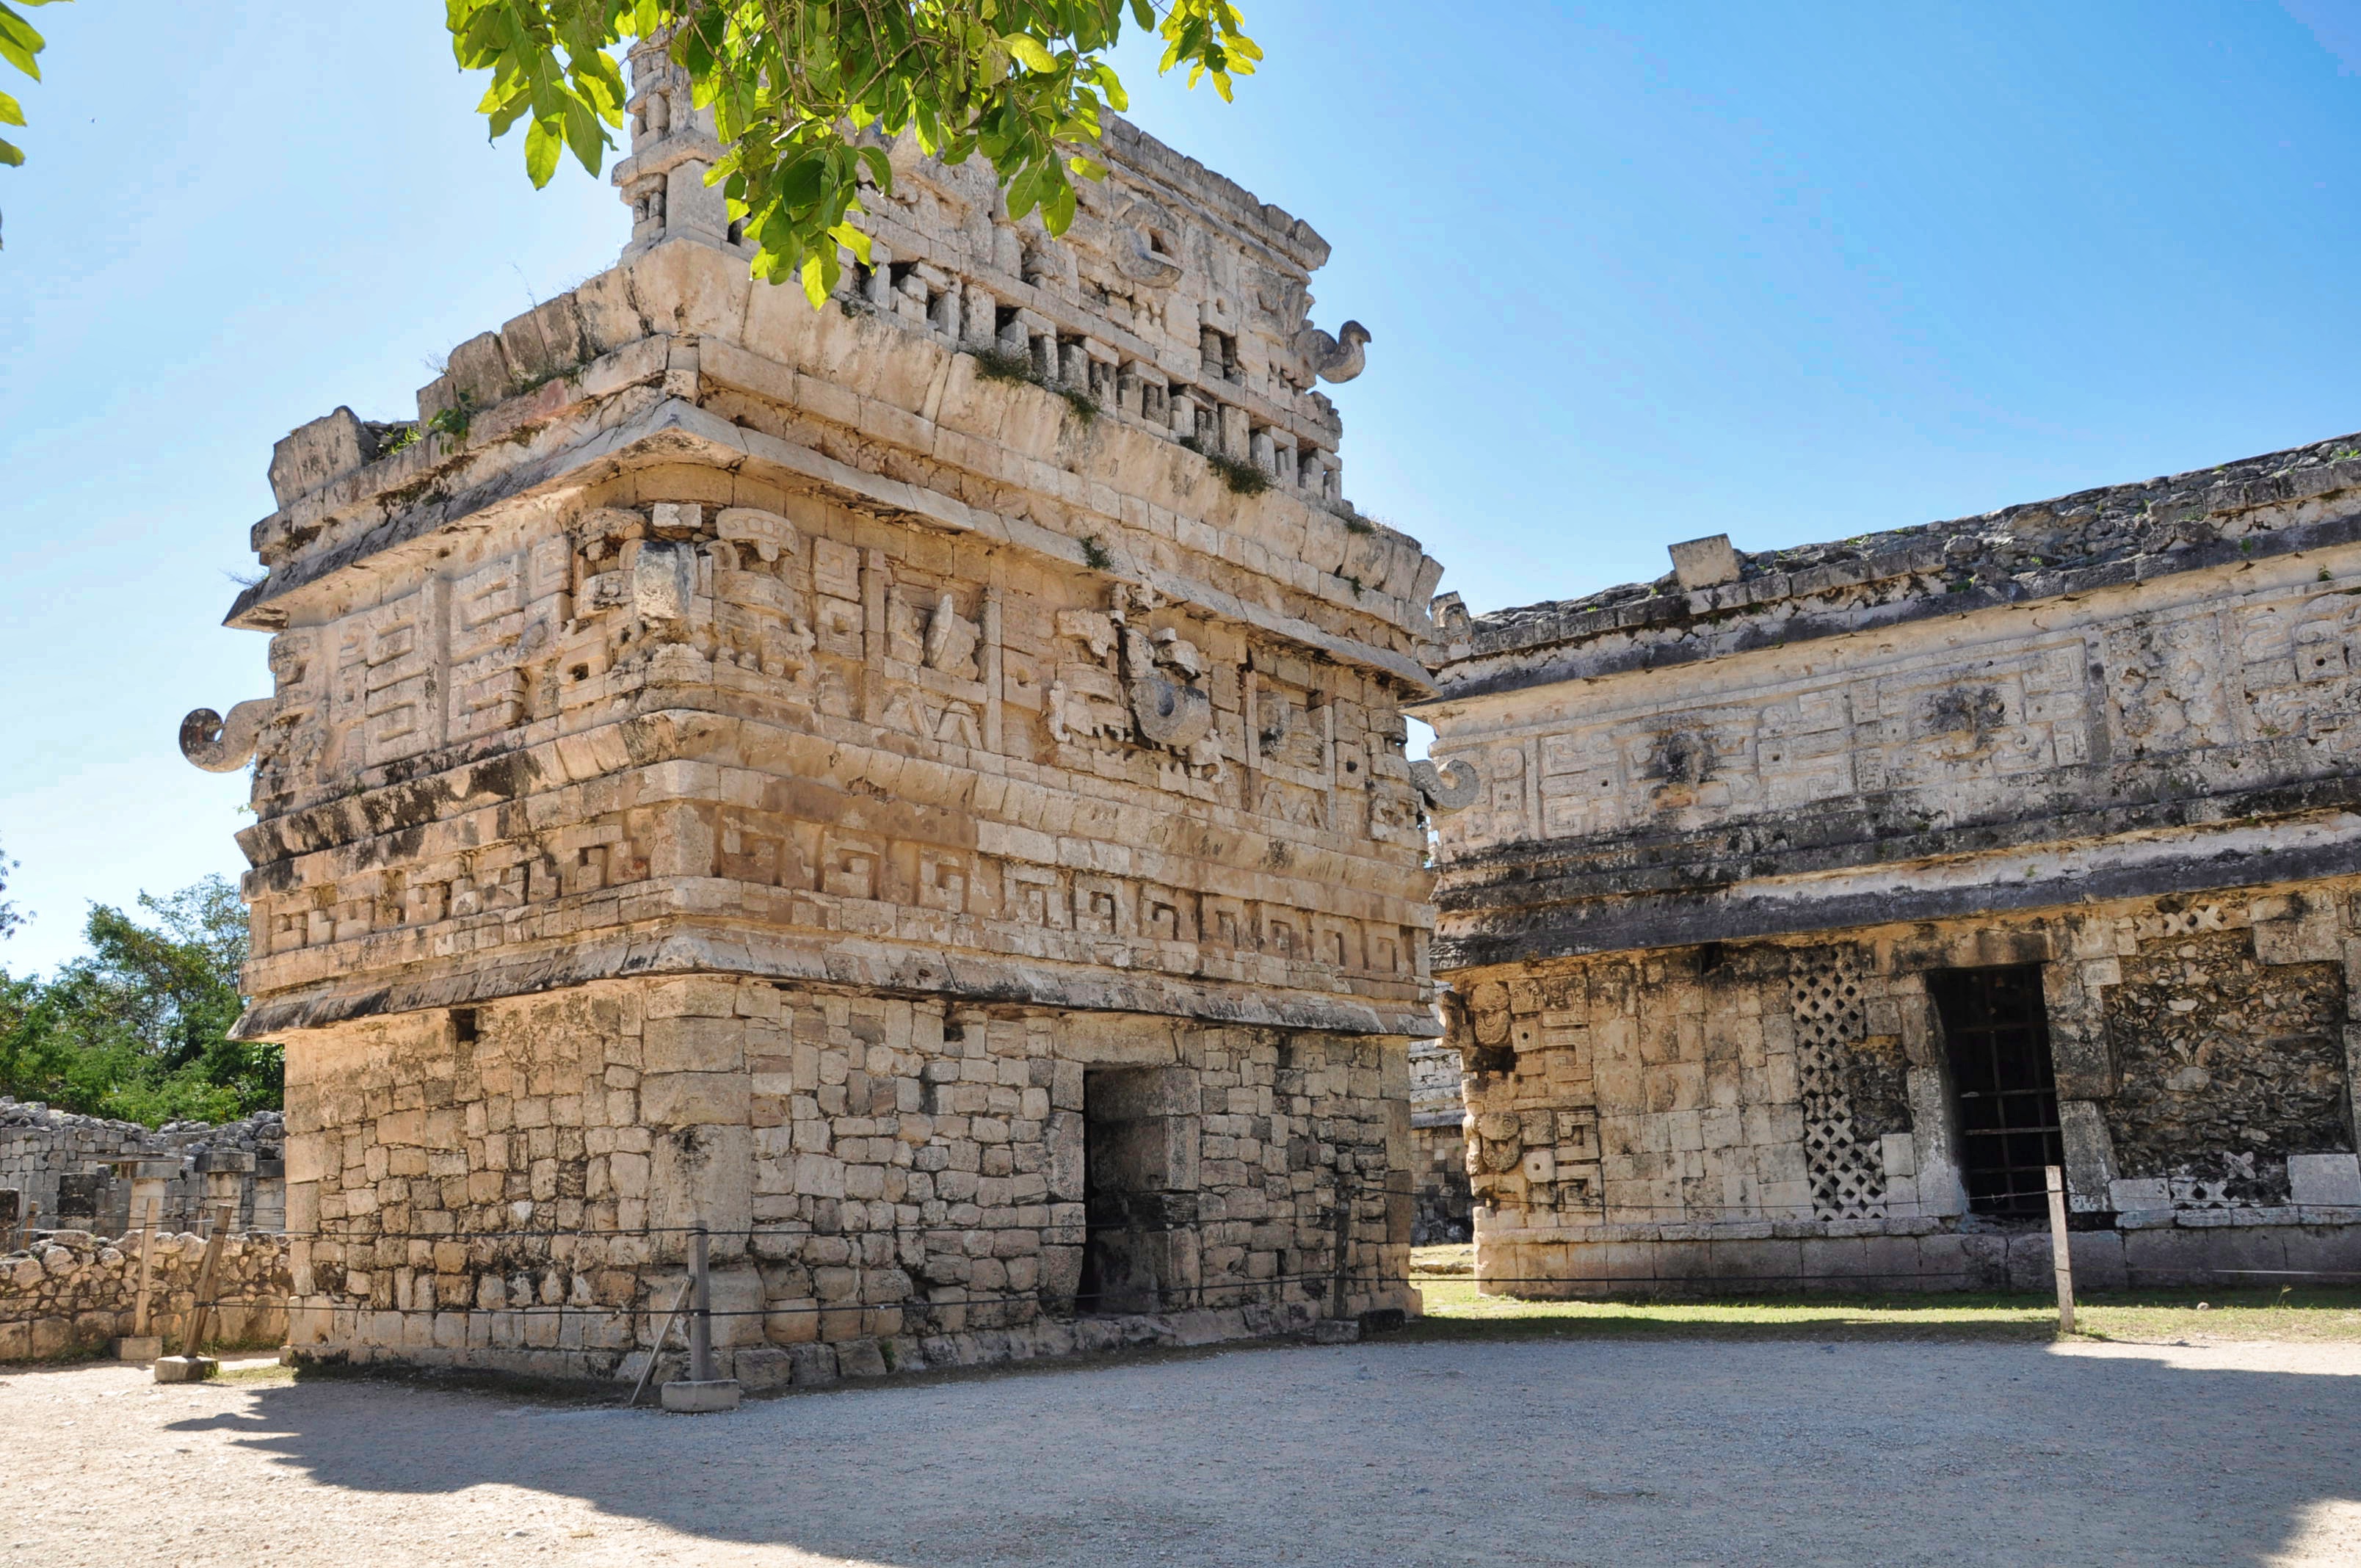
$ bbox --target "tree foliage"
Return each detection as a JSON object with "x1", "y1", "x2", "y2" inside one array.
[
  {"x1": 0, "y1": 0, "x2": 60, "y2": 173},
  {"x1": 446, "y1": 0, "x2": 1259, "y2": 304},
  {"x1": 0, "y1": 876, "x2": 283, "y2": 1126}
]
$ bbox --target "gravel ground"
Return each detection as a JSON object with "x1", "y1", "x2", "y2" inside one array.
[{"x1": 4, "y1": 1336, "x2": 2357, "y2": 1567}]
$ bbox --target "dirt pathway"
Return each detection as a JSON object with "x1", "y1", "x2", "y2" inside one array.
[{"x1": 4, "y1": 1337, "x2": 2357, "y2": 1567}]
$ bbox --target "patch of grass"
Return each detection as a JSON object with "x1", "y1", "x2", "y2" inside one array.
[
  {"x1": 377, "y1": 424, "x2": 422, "y2": 459},
  {"x1": 1058, "y1": 385, "x2": 1100, "y2": 425},
  {"x1": 1178, "y1": 437, "x2": 1271, "y2": 496},
  {"x1": 1409, "y1": 1273, "x2": 2361, "y2": 1345},
  {"x1": 971, "y1": 346, "x2": 1039, "y2": 385},
  {"x1": 1081, "y1": 534, "x2": 1112, "y2": 570},
  {"x1": 1343, "y1": 514, "x2": 1375, "y2": 535}
]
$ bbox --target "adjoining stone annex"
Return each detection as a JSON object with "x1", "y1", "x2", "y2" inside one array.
[
  {"x1": 1419, "y1": 434, "x2": 2361, "y2": 1296},
  {"x1": 180, "y1": 37, "x2": 1464, "y2": 1384}
]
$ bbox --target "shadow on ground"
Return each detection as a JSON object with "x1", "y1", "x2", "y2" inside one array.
[{"x1": 134, "y1": 1335, "x2": 2361, "y2": 1567}]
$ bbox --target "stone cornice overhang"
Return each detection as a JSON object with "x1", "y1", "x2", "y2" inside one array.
[
  {"x1": 1421, "y1": 501, "x2": 2361, "y2": 706},
  {"x1": 1432, "y1": 791, "x2": 2361, "y2": 972},
  {"x1": 231, "y1": 264, "x2": 1440, "y2": 692},
  {"x1": 233, "y1": 392, "x2": 1434, "y2": 692},
  {"x1": 234, "y1": 918, "x2": 1438, "y2": 1041}
]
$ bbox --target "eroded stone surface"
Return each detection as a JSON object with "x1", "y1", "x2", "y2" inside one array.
[
  {"x1": 188, "y1": 54, "x2": 1441, "y2": 1378},
  {"x1": 1422, "y1": 433, "x2": 2361, "y2": 1293}
]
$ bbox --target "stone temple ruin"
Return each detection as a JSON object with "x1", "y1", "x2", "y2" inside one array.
[
  {"x1": 178, "y1": 37, "x2": 1463, "y2": 1383},
  {"x1": 1420, "y1": 434, "x2": 2361, "y2": 1294}
]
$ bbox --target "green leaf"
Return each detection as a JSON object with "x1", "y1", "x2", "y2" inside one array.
[
  {"x1": 0, "y1": 134, "x2": 20, "y2": 167},
  {"x1": 0, "y1": 12, "x2": 43, "y2": 81},
  {"x1": 523, "y1": 115, "x2": 562, "y2": 188},
  {"x1": 1004, "y1": 34, "x2": 1057, "y2": 73},
  {"x1": 0, "y1": 87, "x2": 21, "y2": 127}
]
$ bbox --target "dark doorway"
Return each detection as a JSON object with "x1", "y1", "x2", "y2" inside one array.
[
  {"x1": 1928, "y1": 965, "x2": 2064, "y2": 1216},
  {"x1": 1077, "y1": 1067, "x2": 1198, "y2": 1314}
]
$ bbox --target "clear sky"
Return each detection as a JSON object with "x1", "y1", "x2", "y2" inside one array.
[{"x1": 3, "y1": 2, "x2": 2358, "y2": 977}]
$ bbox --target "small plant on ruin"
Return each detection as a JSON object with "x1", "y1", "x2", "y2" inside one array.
[
  {"x1": 450, "y1": 0, "x2": 1261, "y2": 306},
  {"x1": 971, "y1": 346, "x2": 1038, "y2": 385},
  {"x1": 1058, "y1": 385, "x2": 1100, "y2": 425},
  {"x1": 1080, "y1": 534, "x2": 1112, "y2": 570},
  {"x1": 427, "y1": 392, "x2": 478, "y2": 443},
  {"x1": 1343, "y1": 514, "x2": 1375, "y2": 535},
  {"x1": 1342, "y1": 573, "x2": 1363, "y2": 598},
  {"x1": 378, "y1": 424, "x2": 422, "y2": 458},
  {"x1": 1182, "y1": 444, "x2": 1268, "y2": 496}
]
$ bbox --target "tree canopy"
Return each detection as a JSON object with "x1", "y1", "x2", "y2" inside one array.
[
  {"x1": 0, "y1": 876, "x2": 283, "y2": 1126},
  {"x1": 447, "y1": 0, "x2": 1259, "y2": 303}
]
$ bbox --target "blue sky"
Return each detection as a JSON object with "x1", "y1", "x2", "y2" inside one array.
[{"x1": 3, "y1": 1, "x2": 2358, "y2": 976}]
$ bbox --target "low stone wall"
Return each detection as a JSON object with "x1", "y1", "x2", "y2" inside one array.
[
  {"x1": 0, "y1": 1230, "x2": 291, "y2": 1361},
  {"x1": 1473, "y1": 1211, "x2": 2361, "y2": 1297},
  {"x1": 0, "y1": 1100, "x2": 287, "y2": 1235}
]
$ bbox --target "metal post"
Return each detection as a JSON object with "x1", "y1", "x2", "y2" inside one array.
[
  {"x1": 2045, "y1": 1164, "x2": 2076, "y2": 1334},
  {"x1": 689, "y1": 1225, "x2": 714, "y2": 1384}
]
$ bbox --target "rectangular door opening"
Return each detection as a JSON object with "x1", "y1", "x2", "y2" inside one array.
[
  {"x1": 1078, "y1": 1067, "x2": 1196, "y2": 1315},
  {"x1": 1928, "y1": 965, "x2": 2064, "y2": 1217}
]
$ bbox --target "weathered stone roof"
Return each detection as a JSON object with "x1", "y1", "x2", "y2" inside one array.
[{"x1": 1462, "y1": 430, "x2": 2361, "y2": 661}]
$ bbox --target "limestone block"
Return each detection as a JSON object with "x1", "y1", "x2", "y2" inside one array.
[
  {"x1": 269, "y1": 408, "x2": 369, "y2": 507},
  {"x1": 1668, "y1": 534, "x2": 1739, "y2": 590},
  {"x1": 2288, "y1": 1153, "x2": 2361, "y2": 1207}
]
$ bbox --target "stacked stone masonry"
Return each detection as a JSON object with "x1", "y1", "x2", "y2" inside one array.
[
  {"x1": 0, "y1": 1100, "x2": 286, "y2": 1237},
  {"x1": 1408, "y1": 1035, "x2": 1470, "y2": 1243},
  {"x1": 186, "y1": 51, "x2": 1443, "y2": 1382},
  {"x1": 1421, "y1": 430, "x2": 2361, "y2": 1295},
  {"x1": 0, "y1": 1229, "x2": 291, "y2": 1361}
]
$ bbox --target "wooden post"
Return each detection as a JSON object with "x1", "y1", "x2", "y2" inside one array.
[
  {"x1": 2045, "y1": 1164, "x2": 2076, "y2": 1334},
  {"x1": 689, "y1": 1226, "x2": 714, "y2": 1384},
  {"x1": 627, "y1": 1279, "x2": 694, "y2": 1408},
  {"x1": 182, "y1": 1205, "x2": 231, "y2": 1357}
]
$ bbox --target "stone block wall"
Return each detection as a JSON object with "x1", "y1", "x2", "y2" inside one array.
[
  {"x1": 1451, "y1": 882, "x2": 2361, "y2": 1295},
  {"x1": 0, "y1": 1100, "x2": 286, "y2": 1237},
  {"x1": 0, "y1": 1229, "x2": 291, "y2": 1361},
  {"x1": 282, "y1": 976, "x2": 1414, "y2": 1382},
  {"x1": 1408, "y1": 1034, "x2": 1470, "y2": 1244}
]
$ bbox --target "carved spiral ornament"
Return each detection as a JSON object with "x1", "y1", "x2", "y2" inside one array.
[
  {"x1": 1410, "y1": 757, "x2": 1481, "y2": 813},
  {"x1": 179, "y1": 700, "x2": 273, "y2": 773},
  {"x1": 1128, "y1": 673, "x2": 1214, "y2": 747}
]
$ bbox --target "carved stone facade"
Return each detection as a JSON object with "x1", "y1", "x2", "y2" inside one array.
[
  {"x1": 1422, "y1": 433, "x2": 2361, "y2": 1293},
  {"x1": 183, "y1": 57, "x2": 1451, "y2": 1381}
]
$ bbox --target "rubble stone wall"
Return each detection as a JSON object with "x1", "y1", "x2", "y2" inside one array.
[
  {"x1": 0, "y1": 1229, "x2": 291, "y2": 1361},
  {"x1": 1447, "y1": 885, "x2": 2361, "y2": 1295},
  {"x1": 0, "y1": 1100, "x2": 287, "y2": 1236}
]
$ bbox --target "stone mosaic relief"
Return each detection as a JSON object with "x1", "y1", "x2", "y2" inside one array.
[
  {"x1": 216, "y1": 498, "x2": 1432, "y2": 995},
  {"x1": 1446, "y1": 636, "x2": 2096, "y2": 850},
  {"x1": 1437, "y1": 582, "x2": 2361, "y2": 856},
  {"x1": 1788, "y1": 951, "x2": 1890, "y2": 1222}
]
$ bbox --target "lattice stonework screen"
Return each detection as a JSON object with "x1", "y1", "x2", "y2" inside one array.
[{"x1": 1788, "y1": 951, "x2": 1889, "y2": 1222}]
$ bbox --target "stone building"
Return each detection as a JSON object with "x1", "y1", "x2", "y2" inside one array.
[
  {"x1": 1420, "y1": 433, "x2": 2361, "y2": 1295},
  {"x1": 178, "y1": 42, "x2": 1456, "y2": 1382},
  {"x1": 1407, "y1": 1036, "x2": 1471, "y2": 1243}
]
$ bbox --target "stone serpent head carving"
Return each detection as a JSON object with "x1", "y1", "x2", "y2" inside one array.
[
  {"x1": 179, "y1": 700, "x2": 274, "y2": 772},
  {"x1": 1409, "y1": 757, "x2": 1480, "y2": 813}
]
